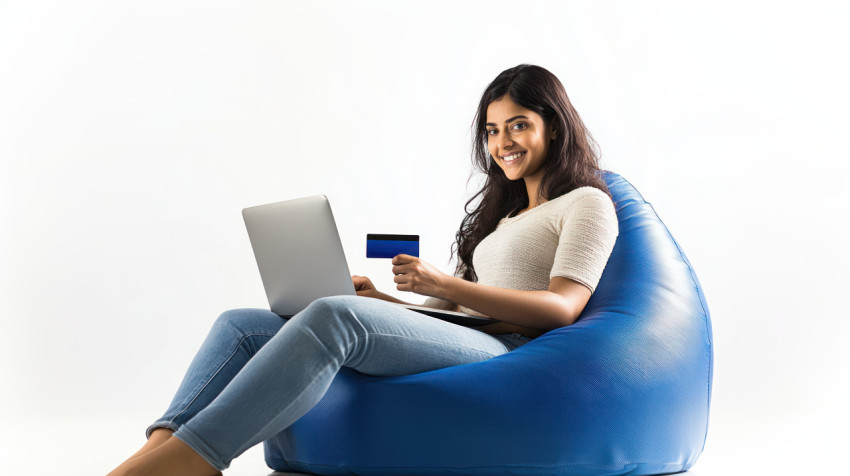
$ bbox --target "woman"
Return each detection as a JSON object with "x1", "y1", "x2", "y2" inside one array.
[{"x1": 108, "y1": 64, "x2": 619, "y2": 476}]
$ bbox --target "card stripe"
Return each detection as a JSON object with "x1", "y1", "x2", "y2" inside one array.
[{"x1": 367, "y1": 234, "x2": 419, "y2": 241}]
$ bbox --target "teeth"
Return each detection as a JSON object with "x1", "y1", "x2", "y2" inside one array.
[{"x1": 503, "y1": 151, "x2": 525, "y2": 161}]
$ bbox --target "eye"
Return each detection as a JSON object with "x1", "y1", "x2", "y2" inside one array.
[
  {"x1": 511, "y1": 122, "x2": 528, "y2": 130},
  {"x1": 486, "y1": 129, "x2": 497, "y2": 136}
]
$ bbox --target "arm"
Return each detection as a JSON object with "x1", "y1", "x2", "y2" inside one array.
[
  {"x1": 391, "y1": 256, "x2": 591, "y2": 331},
  {"x1": 352, "y1": 274, "x2": 458, "y2": 310},
  {"x1": 370, "y1": 290, "x2": 412, "y2": 305},
  {"x1": 353, "y1": 275, "x2": 410, "y2": 304},
  {"x1": 444, "y1": 188, "x2": 617, "y2": 330},
  {"x1": 442, "y1": 275, "x2": 591, "y2": 330},
  {"x1": 392, "y1": 189, "x2": 617, "y2": 329}
]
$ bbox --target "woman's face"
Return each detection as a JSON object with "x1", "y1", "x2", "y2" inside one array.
[{"x1": 485, "y1": 95, "x2": 556, "y2": 183}]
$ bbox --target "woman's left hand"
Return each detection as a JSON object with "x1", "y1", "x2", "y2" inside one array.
[{"x1": 391, "y1": 254, "x2": 452, "y2": 298}]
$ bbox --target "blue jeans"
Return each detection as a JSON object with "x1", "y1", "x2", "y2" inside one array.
[{"x1": 147, "y1": 295, "x2": 533, "y2": 471}]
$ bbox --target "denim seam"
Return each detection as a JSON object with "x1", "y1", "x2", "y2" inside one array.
[
  {"x1": 343, "y1": 301, "x2": 511, "y2": 365},
  {"x1": 351, "y1": 332, "x2": 504, "y2": 362},
  {"x1": 166, "y1": 332, "x2": 277, "y2": 428}
]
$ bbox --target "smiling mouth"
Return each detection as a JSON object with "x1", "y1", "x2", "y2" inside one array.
[{"x1": 501, "y1": 151, "x2": 526, "y2": 164}]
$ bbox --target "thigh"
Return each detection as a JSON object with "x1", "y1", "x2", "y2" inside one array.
[{"x1": 305, "y1": 295, "x2": 518, "y2": 377}]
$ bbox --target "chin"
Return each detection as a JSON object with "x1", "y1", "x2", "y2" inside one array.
[{"x1": 499, "y1": 168, "x2": 520, "y2": 180}]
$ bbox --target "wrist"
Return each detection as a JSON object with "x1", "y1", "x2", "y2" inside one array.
[{"x1": 441, "y1": 275, "x2": 463, "y2": 304}]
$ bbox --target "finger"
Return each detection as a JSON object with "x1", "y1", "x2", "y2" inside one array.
[
  {"x1": 392, "y1": 254, "x2": 416, "y2": 265},
  {"x1": 392, "y1": 264, "x2": 411, "y2": 275}
]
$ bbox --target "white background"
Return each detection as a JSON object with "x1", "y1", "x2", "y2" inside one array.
[{"x1": 1, "y1": 1, "x2": 848, "y2": 474}]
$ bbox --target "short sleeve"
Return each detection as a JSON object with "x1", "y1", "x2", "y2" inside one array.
[{"x1": 549, "y1": 188, "x2": 619, "y2": 293}]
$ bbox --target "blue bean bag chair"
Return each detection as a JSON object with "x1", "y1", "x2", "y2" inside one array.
[{"x1": 264, "y1": 172, "x2": 714, "y2": 475}]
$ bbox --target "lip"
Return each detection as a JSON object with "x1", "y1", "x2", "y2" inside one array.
[{"x1": 500, "y1": 151, "x2": 527, "y2": 160}]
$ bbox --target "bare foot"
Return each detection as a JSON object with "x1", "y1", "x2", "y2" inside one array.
[
  {"x1": 107, "y1": 428, "x2": 174, "y2": 474},
  {"x1": 129, "y1": 428, "x2": 174, "y2": 460},
  {"x1": 107, "y1": 437, "x2": 221, "y2": 476}
]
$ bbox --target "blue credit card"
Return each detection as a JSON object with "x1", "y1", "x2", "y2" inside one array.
[{"x1": 366, "y1": 234, "x2": 419, "y2": 258}]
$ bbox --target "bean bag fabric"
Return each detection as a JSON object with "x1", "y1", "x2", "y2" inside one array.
[{"x1": 263, "y1": 172, "x2": 713, "y2": 475}]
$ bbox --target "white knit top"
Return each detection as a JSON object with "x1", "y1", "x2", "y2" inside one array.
[{"x1": 425, "y1": 186, "x2": 619, "y2": 316}]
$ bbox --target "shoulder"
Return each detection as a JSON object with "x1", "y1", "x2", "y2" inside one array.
[
  {"x1": 549, "y1": 186, "x2": 618, "y2": 232},
  {"x1": 549, "y1": 186, "x2": 616, "y2": 216}
]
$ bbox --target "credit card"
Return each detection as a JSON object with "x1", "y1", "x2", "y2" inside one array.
[{"x1": 366, "y1": 234, "x2": 419, "y2": 258}]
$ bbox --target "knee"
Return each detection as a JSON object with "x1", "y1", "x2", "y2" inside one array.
[
  {"x1": 213, "y1": 308, "x2": 280, "y2": 335},
  {"x1": 291, "y1": 296, "x2": 366, "y2": 332}
]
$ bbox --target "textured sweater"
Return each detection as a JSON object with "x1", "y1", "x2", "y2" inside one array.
[{"x1": 425, "y1": 186, "x2": 619, "y2": 317}]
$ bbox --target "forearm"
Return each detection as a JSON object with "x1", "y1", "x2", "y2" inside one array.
[
  {"x1": 372, "y1": 291, "x2": 411, "y2": 305},
  {"x1": 442, "y1": 277, "x2": 575, "y2": 330}
]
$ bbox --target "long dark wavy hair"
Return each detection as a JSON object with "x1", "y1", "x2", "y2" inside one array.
[{"x1": 452, "y1": 64, "x2": 611, "y2": 282}]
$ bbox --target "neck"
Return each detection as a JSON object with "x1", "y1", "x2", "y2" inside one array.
[{"x1": 524, "y1": 177, "x2": 545, "y2": 208}]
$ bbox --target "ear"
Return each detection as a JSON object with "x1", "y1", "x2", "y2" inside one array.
[{"x1": 550, "y1": 125, "x2": 558, "y2": 141}]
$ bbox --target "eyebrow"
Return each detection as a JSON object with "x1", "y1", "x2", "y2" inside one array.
[{"x1": 485, "y1": 115, "x2": 529, "y2": 127}]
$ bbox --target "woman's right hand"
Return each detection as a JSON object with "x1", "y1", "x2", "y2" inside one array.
[
  {"x1": 352, "y1": 275, "x2": 381, "y2": 299},
  {"x1": 352, "y1": 275, "x2": 413, "y2": 305}
]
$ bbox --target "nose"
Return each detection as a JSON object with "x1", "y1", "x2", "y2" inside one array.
[{"x1": 497, "y1": 134, "x2": 514, "y2": 154}]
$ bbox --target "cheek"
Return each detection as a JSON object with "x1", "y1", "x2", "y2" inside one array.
[{"x1": 535, "y1": 139, "x2": 551, "y2": 158}]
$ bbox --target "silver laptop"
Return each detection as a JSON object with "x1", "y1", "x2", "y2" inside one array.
[{"x1": 242, "y1": 195, "x2": 498, "y2": 327}]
